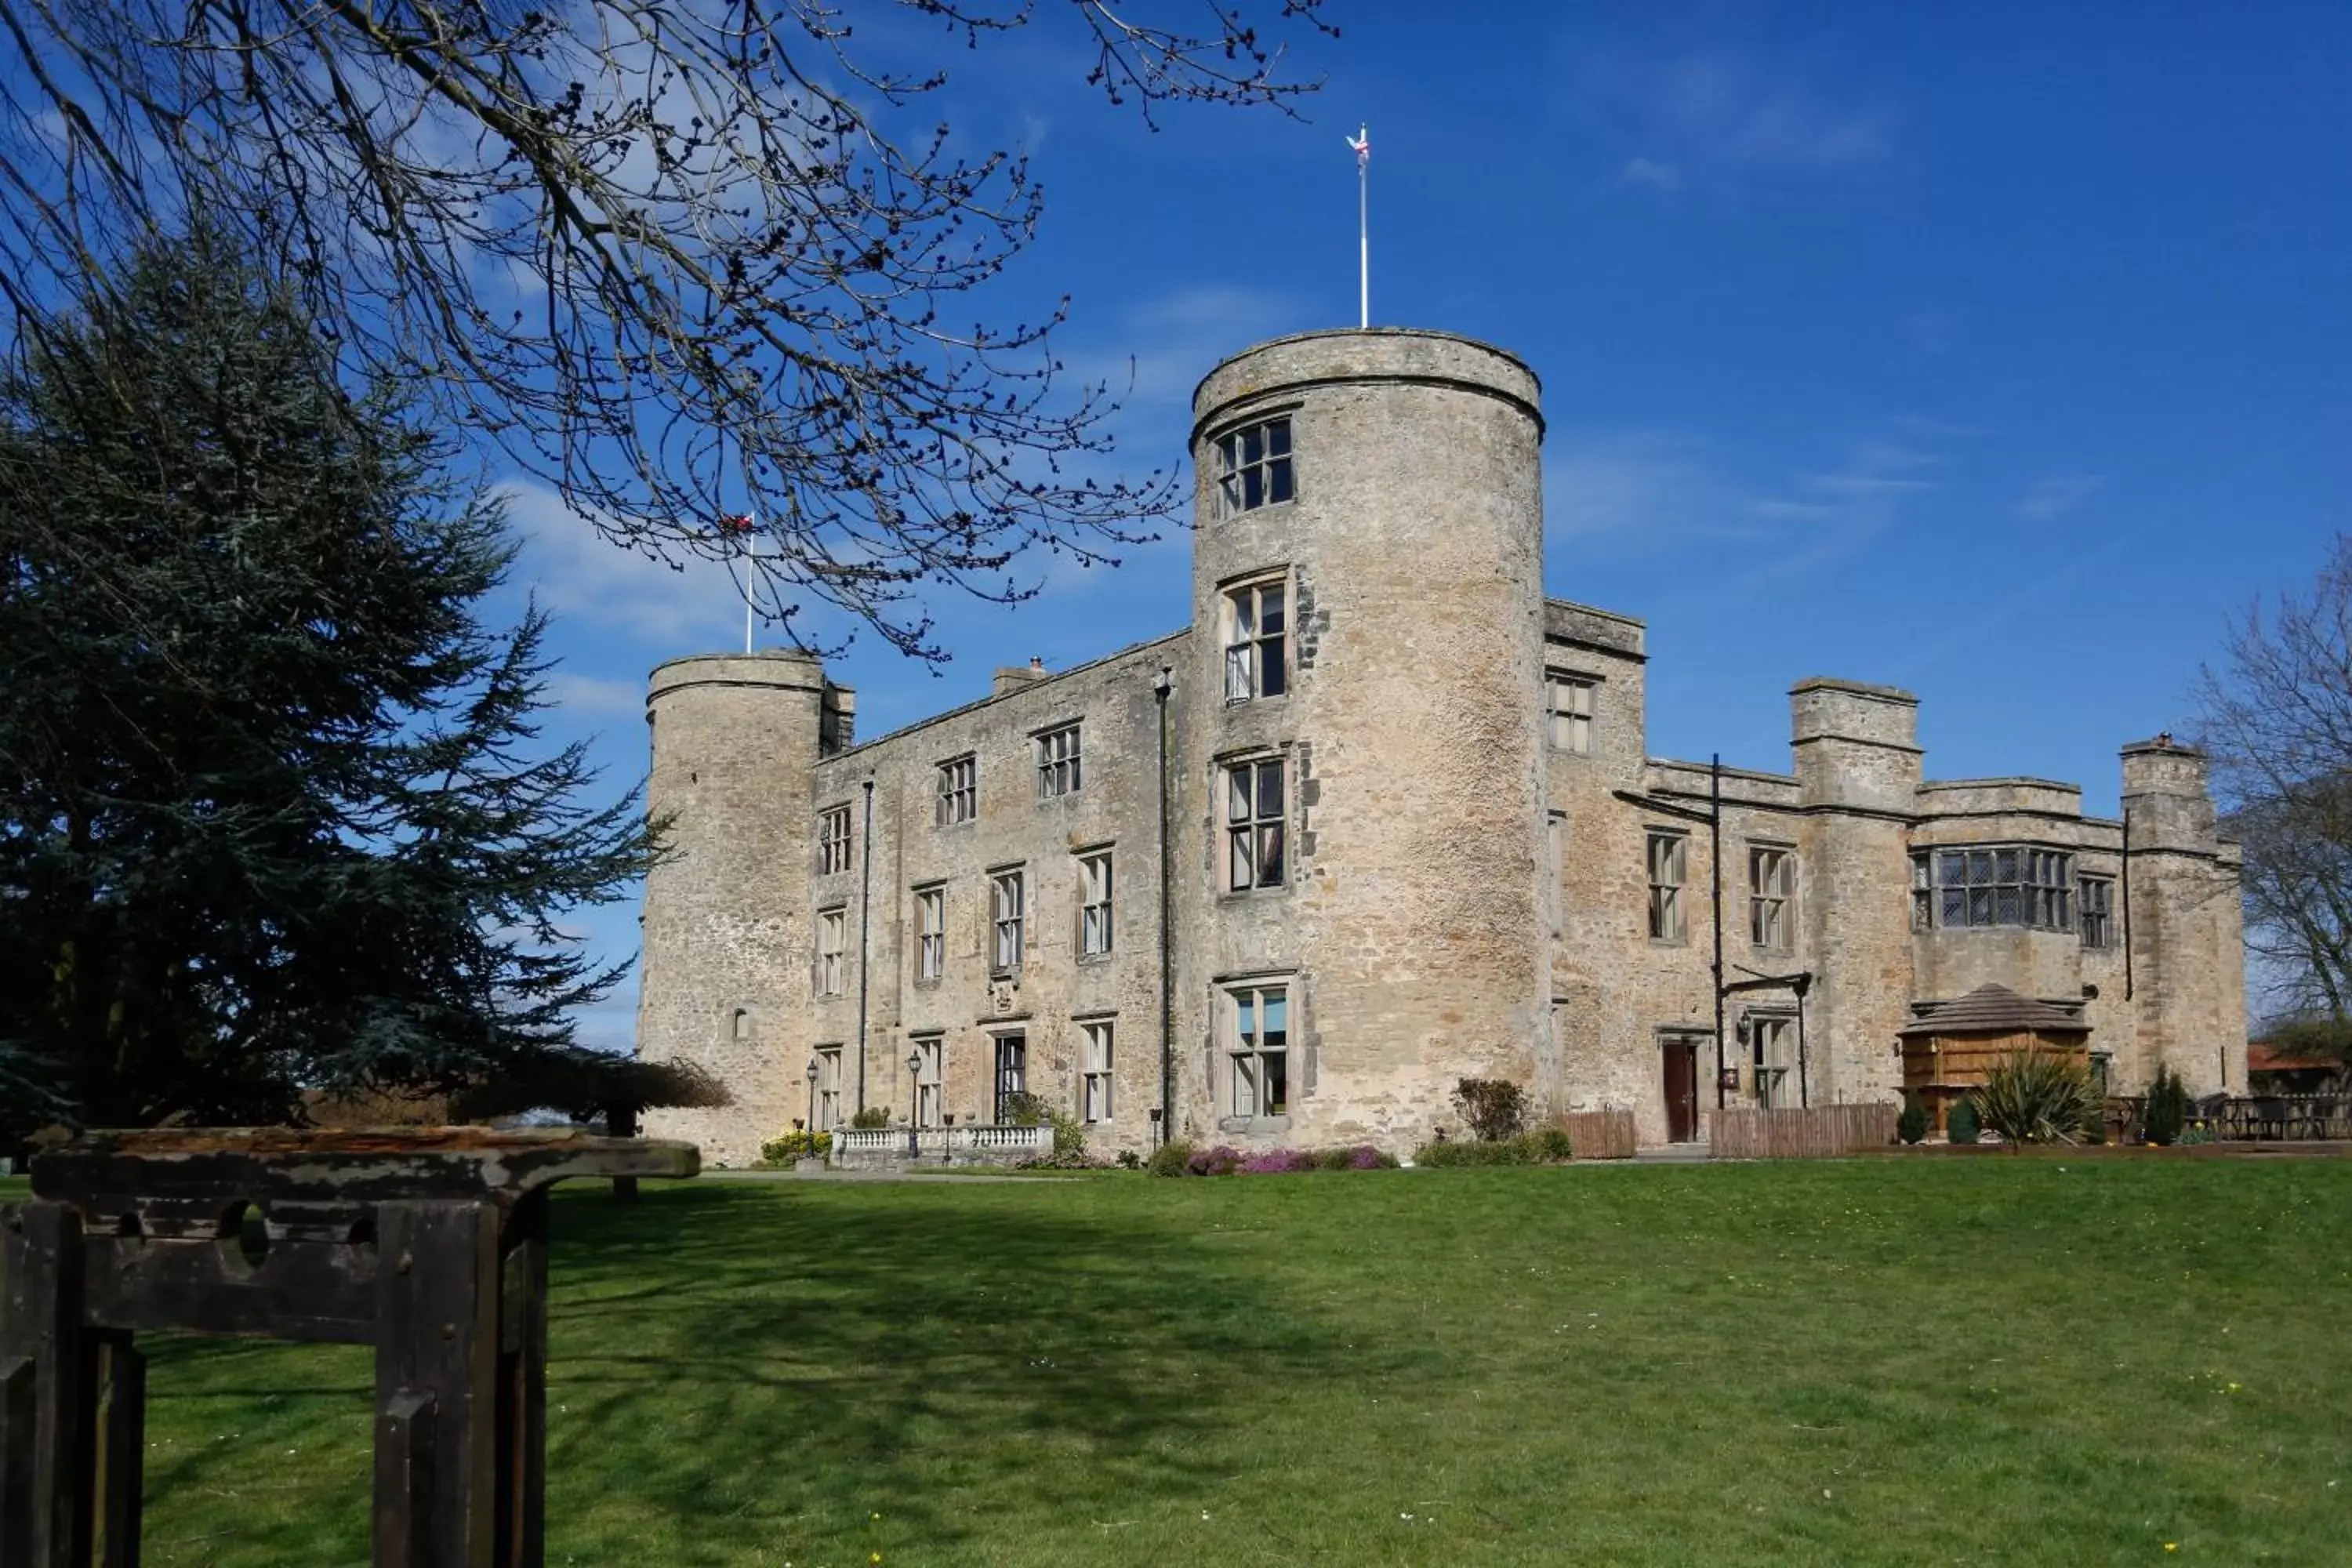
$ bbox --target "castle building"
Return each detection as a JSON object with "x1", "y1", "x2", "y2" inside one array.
[{"x1": 637, "y1": 328, "x2": 2246, "y2": 1163}]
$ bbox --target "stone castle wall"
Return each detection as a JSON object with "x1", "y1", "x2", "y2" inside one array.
[{"x1": 637, "y1": 327, "x2": 2249, "y2": 1162}]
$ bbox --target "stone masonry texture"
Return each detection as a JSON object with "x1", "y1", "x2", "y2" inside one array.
[{"x1": 638, "y1": 328, "x2": 2248, "y2": 1163}]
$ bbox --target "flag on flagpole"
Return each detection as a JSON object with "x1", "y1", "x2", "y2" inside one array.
[{"x1": 1347, "y1": 125, "x2": 1369, "y2": 168}]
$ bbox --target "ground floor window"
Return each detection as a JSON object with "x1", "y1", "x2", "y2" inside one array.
[
  {"x1": 913, "y1": 1035, "x2": 943, "y2": 1128},
  {"x1": 1228, "y1": 982, "x2": 1290, "y2": 1118},
  {"x1": 1748, "y1": 1013, "x2": 1796, "y2": 1108},
  {"x1": 1080, "y1": 1019, "x2": 1114, "y2": 1123},
  {"x1": 815, "y1": 1044, "x2": 843, "y2": 1132},
  {"x1": 993, "y1": 1033, "x2": 1027, "y2": 1123}
]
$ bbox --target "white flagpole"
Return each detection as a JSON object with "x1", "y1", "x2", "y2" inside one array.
[
  {"x1": 743, "y1": 532, "x2": 756, "y2": 654},
  {"x1": 1352, "y1": 123, "x2": 1370, "y2": 328}
]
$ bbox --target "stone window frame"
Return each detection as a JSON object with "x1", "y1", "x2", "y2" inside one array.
[
  {"x1": 1076, "y1": 846, "x2": 1114, "y2": 959},
  {"x1": 1212, "y1": 412, "x2": 1296, "y2": 517},
  {"x1": 913, "y1": 883, "x2": 946, "y2": 982},
  {"x1": 815, "y1": 905, "x2": 847, "y2": 997},
  {"x1": 1077, "y1": 1015, "x2": 1116, "y2": 1124},
  {"x1": 1547, "y1": 670, "x2": 1597, "y2": 756},
  {"x1": 1222, "y1": 975, "x2": 1293, "y2": 1123},
  {"x1": 816, "y1": 801, "x2": 854, "y2": 875},
  {"x1": 1748, "y1": 841, "x2": 1795, "y2": 953},
  {"x1": 1221, "y1": 751, "x2": 1288, "y2": 895},
  {"x1": 815, "y1": 1044, "x2": 844, "y2": 1131},
  {"x1": 2079, "y1": 873, "x2": 2116, "y2": 949},
  {"x1": 935, "y1": 753, "x2": 978, "y2": 827},
  {"x1": 1646, "y1": 829, "x2": 1688, "y2": 945},
  {"x1": 912, "y1": 1032, "x2": 945, "y2": 1128},
  {"x1": 989, "y1": 864, "x2": 1026, "y2": 977},
  {"x1": 1035, "y1": 720, "x2": 1083, "y2": 799},
  {"x1": 1221, "y1": 570, "x2": 1291, "y2": 703},
  {"x1": 1744, "y1": 1008, "x2": 1798, "y2": 1107},
  {"x1": 1920, "y1": 844, "x2": 2075, "y2": 932},
  {"x1": 987, "y1": 1026, "x2": 1029, "y2": 1123}
]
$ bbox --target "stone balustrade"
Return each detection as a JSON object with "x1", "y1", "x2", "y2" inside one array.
[{"x1": 829, "y1": 1123, "x2": 1053, "y2": 1167}]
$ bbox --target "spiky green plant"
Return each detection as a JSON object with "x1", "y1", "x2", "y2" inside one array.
[
  {"x1": 1973, "y1": 1051, "x2": 2100, "y2": 1146},
  {"x1": 2144, "y1": 1064, "x2": 2189, "y2": 1146}
]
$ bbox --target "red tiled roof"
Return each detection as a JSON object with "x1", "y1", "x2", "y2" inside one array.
[{"x1": 2249, "y1": 1041, "x2": 2341, "y2": 1073}]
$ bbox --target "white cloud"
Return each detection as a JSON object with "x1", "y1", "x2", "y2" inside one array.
[
  {"x1": 1620, "y1": 156, "x2": 1680, "y2": 191},
  {"x1": 1546, "y1": 425, "x2": 1954, "y2": 597},
  {"x1": 2020, "y1": 474, "x2": 2107, "y2": 521},
  {"x1": 501, "y1": 477, "x2": 752, "y2": 649},
  {"x1": 1570, "y1": 45, "x2": 1896, "y2": 195},
  {"x1": 546, "y1": 672, "x2": 647, "y2": 720}
]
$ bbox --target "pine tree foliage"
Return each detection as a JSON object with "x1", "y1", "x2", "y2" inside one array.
[{"x1": 0, "y1": 234, "x2": 660, "y2": 1131}]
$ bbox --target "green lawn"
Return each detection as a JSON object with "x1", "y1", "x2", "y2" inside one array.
[{"x1": 9, "y1": 1160, "x2": 2352, "y2": 1565}]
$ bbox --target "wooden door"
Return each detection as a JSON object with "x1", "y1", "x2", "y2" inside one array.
[{"x1": 1663, "y1": 1038, "x2": 1698, "y2": 1143}]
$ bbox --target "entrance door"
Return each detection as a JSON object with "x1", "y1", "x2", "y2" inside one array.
[
  {"x1": 1662, "y1": 1036, "x2": 1699, "y2": 1143},
  {"x1": 993, "y1": 1033, "x2": 1027, "y2": 1123}
]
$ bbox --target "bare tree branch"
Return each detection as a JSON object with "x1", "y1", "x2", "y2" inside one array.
[
  {"x1": 0, "y1": 0, "x2": 1336, "y2": 659},
  {"x1": 2194, "y1": 532, "x2": 2352, "y2": 1024}
]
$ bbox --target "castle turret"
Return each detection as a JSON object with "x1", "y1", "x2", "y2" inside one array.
[
  {"x1": 2120, "y1": 739, "x2": 2245, "y2": 1094},
  {"x1": 1178, "y1": 328, "x2": 1548, "y2": 1145},
  {"x1": 1791, "y1": 678, "x2": 1923, "y2": 1106},
  {"x1": 637, "y1": 652, "x2": 838, "y2": 1164}
]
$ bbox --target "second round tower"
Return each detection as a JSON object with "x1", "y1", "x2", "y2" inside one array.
[{"x1": 1181, "y1": 328, "x2": 1549, "y2": 1145}]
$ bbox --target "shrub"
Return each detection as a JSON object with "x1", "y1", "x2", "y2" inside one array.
[
  {"x1": 1453, "y1": 1077, "x2": 1530, "y2": 1142},
  {"x1": 1239, "y1": 1148, "x2": 1316, "y2": 1174},
  {"x1": 2144, "y1": 1064, "x2": 2188, "y2": 1146},
  {"x1": 1017, "y1": 1146, "x2": 1102, "y2": 1171},
  {"x1": 1145, "y1": 1138, "x2": 1195, "y2": 1178},
  {"x1": 757, "y1": 1128, "x2": 833, "y2": 1164},
  {"x1": 997, "y1": 1091, "x2": 1051, "y2": 1127},
  {"x1": 1048, "y1": 1110, "x2": 1087, "y2": 1159},
  {"x1": 1973, "y1": 1051, "x2": 2100, "y2": 1146},
  {"x1": 1308, "y1": 1144, "x2": 1396, "y2": 1171},
  {"x1": 1185, "y1": 1145, "x2": 1245, "y2": 1177},
  {"x1": 1946, "y1": 1097, "x2": 1981, "y2": 1145},
  {"x1": 1413, "y1": 1131, "x2": 1572, "y2": 1167},
  {"x1": 1115, "y1": 1149, "x2": 1143, "y2": 1170},
  {"x1": 1896, "y1": 1097, "x2": 1929, "y2": 1146},
  {"x1": 848, "y1": 1105, "x2": 891, "y2": 1131}
]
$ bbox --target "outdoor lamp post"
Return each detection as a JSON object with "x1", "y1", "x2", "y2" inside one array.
[
  {"x1": 805, "y1": 1056, "x2": 819, "y2": 1147},
  {"x1": 907, "y1": 1047, "x2": 924, "y2": 1159}
]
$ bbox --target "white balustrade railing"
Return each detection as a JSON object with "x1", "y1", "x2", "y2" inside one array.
[{"x1": 826, "y1": 1123, "x2": 1054, "y2": 1162}]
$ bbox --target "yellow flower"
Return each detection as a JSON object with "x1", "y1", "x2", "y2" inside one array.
[{"x1": 2165, "y1": 1544, "x2": 2178, "y2": 1553}]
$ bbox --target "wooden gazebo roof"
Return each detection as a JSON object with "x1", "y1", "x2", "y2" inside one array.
[{"x1": 1899, "y1": 984, "x2": 2090, "y2": 1038}]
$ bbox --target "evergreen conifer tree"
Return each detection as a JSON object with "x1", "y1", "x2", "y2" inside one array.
[{"x1": 0, "y1": 234, "x2": 659, "y2": 1130}]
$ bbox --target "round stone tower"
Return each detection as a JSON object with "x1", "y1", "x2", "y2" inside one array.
[
  {"x1": 637, "y1": 652, "x2": 832, "y2": 1164},
  {"x1": 1181, "y1": 328, "x2": 1549, "y2": 1145}
]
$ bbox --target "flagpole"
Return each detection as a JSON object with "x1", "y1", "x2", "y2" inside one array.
[
  {"x1": 743, "y1": 533, "x2": 756, "y2": 654},
  {"x1": 1356, "y1": 122, "x2": 1370, "y2": 329}
]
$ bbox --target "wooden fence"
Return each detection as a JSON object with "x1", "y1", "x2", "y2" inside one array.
[
  {"x1": 1559, "y1": 1109, "x2": 1638, "y2": 1161},
  {"x1": 1708, "y1": 1102, "x2": 1897, "y2": 1160}
]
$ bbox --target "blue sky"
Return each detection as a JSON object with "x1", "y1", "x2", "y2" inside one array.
[{"x1": 498, "y1": 2, "x2": 2352, "y2": 1047}]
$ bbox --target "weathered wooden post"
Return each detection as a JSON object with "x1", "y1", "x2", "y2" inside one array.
[{"x1": 0, "y1": 1127, "x2": 695, "y2": 1566}]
